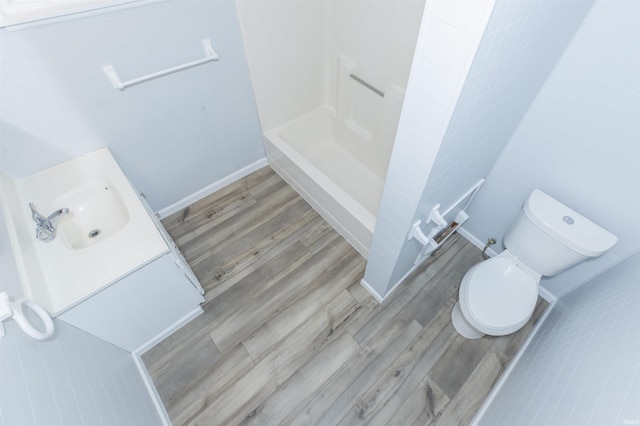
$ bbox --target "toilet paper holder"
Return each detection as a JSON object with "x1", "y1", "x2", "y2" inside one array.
[
  {"x1": 0, "y1": 292, "x2": 54, "y2": 340},
  {"x1": 409, "y1": 207, "x2": 469, "y2": 264},
  {"x1": 408, "y1": 179, "x2": 484, "y2": 265}
]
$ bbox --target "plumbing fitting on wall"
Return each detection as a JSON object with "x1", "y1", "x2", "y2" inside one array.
[{"x1": 482, "y1": 237, "x2": 496, "y2": 260}]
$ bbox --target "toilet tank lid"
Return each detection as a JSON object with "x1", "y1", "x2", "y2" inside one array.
[{"x1": 524, "y1": 189, "x2": 618, "y2": 257}]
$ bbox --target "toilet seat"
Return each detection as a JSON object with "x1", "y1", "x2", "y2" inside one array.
[{"x1": 459, "y1": 255, "x2": 539, "y2": 336}]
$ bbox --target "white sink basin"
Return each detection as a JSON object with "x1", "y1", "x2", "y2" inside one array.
[
  {"x1": 0, "y1": 147, "x2": 168, "y2": 316},
  {"x1": 55, "y1": 181, "x2": 130, "y2": 249}
]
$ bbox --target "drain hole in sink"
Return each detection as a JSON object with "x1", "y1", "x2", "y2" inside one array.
[{"x1": 88, "y1": 229, "x2": 101, "y2": 238}]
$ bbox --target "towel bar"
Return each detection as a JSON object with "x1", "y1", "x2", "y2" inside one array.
[{"x1": 103, "y1": 38, "x2": 219, "y2": 90}]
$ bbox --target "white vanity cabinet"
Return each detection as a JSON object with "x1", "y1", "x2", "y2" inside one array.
[
  {"x1": 59, "y1": 253, "x2": 204, "y2": 352},
  {"x1": 0, "y1": 147, "x2": 206, "y2": 352}
]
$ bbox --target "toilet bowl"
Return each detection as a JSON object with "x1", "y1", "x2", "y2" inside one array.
[
  {"x1": 452, "y1": 253, "x2": 539, "y2": 339},
  {"x1": 452, "y1": 189, "x2": 618, "y2": 339}
]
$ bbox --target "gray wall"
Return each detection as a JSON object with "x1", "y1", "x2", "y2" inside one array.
[
  {"x1": 0, "y1": 321, "x2": 162, "y2": 426},
  {"x1": 464, "y1": 0, "x2": 640, "y2": 298},
  {"x1": 0, "y1": 206, "x2": 161, "y2": 425},
  {"x1": 477, "y1": 251, "x2": 640, "y2": 425},
  {"x1": 0, "y1": 0, "x2": 264, "y2": 211}
]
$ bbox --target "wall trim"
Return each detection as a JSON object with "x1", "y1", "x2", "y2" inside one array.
[
  {"x1": 157, "y1": 158, "x2": 268, "y2": 219},
  {"x1": 470, "y1": 297, "x2": 557, "y2": 425},
  {"x1": 131, "y1": 306, "x2": 203, "y2": 426},
  {"x1": 537, "y1": 285, "x2": 557, "y2": 304},
  {"x1": 132, "y1": 353, "x2": 172, "y2": 426},
  {"x1": 133, "y1": 306, "x2": 203, "y2": 355},
  {"x1": 359, "y1": 278, "x2": 384, "y2": 303},
  {"x1": 380, "y1": 258, "x2": 423, "y2": 302},
  {"x1": 360, "y1": 242, "x2": 440, "y2": 304}
]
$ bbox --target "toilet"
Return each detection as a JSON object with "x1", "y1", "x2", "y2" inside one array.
[{"x1": 452, "y1": 189, "x2": 618, "y2": 339}]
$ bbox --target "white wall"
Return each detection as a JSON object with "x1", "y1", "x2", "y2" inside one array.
[
  {"x1": 0, "y1": 321, "x2": 162, "y2": 426},
  {"x1": 477, "y1": 251, "x2": 640, "y2": 425},
  {"x1": 0, "y1": 198, "x2": 23, "y2": 300},
  {"x1": 0, "y1": 207, "x2": 161, "y2": 426},
  {"x1": 235, "y1": 0, "x2": 424, "y2": 135},
  {"x1": 464, "y1": 0, "x2": 640, "y2": 298},
  {"x1": 235, "y1": 0, "x2": 326, "y2": 132},
  {"x1": 0, "y1": 0, "x2": 264, "y2": 211},
  {"x1": 326, "y1": 0, "x2": 424, "y2": 108},
  {"x1": 364, "y1": 0, "x2": 595, "y2": 297}
]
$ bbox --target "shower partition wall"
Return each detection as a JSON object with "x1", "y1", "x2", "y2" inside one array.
[{"x1": 236, "y1": 0, "x2": 426, "y2": 257}]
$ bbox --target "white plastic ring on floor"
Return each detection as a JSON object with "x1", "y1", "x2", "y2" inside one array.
[
  {"x1": 0, "y1": 293, "x2": 54, "y2": 340},
  {"x1": 10, "y1": 299, "x2": 54, "y2": 340}
]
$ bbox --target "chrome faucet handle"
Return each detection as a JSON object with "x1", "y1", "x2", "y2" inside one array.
[
  {"x1": 29, "y1": 202, "x2": 47, "y2": 225},
  {"x1": 47, "y1": 207, "x2": 70, "y2": 222},
  {"x1": 28, "y1": 203, "x2": 70, "y2": 242}
]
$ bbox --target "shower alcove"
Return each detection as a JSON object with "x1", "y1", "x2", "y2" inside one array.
[{"x1": 236, "y1": 0, "x2": 425, "y2": 257}]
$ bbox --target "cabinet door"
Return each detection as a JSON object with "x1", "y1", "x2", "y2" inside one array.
[
  {"x1": 59, "y1": 255, "x2": 204, "y2": 352},
  {"x1": 137, "y1": 192, "x2": 205, "y2": 295}
]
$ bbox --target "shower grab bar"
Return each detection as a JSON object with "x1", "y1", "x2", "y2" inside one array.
[
  {"x1": 103, "y1": 38, "x2": 219, "y2": 91},
  {"x1": 350, "y1": 73, "x2": 384, "y2": 97}
]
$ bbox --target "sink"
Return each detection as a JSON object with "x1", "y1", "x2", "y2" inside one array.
[
  {"x1": 54, "y1": 181, "x2": 130, "y2": 249},
  {"x1": 0, "y1": 147, "x2": 169, "y2": 316}
]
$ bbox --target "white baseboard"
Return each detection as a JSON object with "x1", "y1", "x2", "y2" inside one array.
[
  {"x1": 359, "y1": 245, "x2": 440, "y2": 304},
  {"x1": 157, "y1": 158, "x2": 268, "y2": 219},
  {"x1": 134, "y1": 306, "x2": 203, "y2": 355},
  {"x1": 470, "y1": 297, "x2": 556, "y2": 425},
  {"x1": 537, "y1": 285, "x2": 557, "y2": 304},
  {"x1": 132, "y1": 353, "x2": 172, "y2": 426},
  {"x1": 359, "y1": 278, "x2": 384, "y2": 303},
  {"x1": 377, "y1": 257, "x2": 425, "y2": 303},
  {"x1": 131, "y1": 306, "x2": 204, "y2": 426}
]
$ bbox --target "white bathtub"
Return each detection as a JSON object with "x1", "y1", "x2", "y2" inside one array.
[{"x1": 264, "y1": 105, "x2": 391, "y2": 258}]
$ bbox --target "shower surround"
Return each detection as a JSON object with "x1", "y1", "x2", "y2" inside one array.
[{"x1": 237, "y1": 0, "x2": 425, "y2": 257}]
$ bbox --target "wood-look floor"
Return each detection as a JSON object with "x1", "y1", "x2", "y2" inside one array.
[{"x1": 142, "y1": 167, "x2": 548, "y2": 426}]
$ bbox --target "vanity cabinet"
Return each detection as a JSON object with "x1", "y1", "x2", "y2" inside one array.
[
  {"x1": 59, "y1": 253, "x2": 204, "y2": 352},
  {"x1": 0, "y1": 147, "x2": 206, "y2": 352}
]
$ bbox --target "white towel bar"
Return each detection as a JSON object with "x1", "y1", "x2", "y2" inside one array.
[{"x1": 103, "y1": 38, "x2": 219, "y2": 90}]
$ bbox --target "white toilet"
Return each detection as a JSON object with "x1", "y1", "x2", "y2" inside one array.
[{"x1": 452, "y1": 189, "x2": 618, "y2": 339}]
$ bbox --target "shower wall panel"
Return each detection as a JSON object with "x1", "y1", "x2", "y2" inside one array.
[{"x1": 235, "y1": 0, "x2": 326, "y2": 131}]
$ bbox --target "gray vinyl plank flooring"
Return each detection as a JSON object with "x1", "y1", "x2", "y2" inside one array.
[{"x1": 142, "y1": 167, "x2": 548, "y2": 426}]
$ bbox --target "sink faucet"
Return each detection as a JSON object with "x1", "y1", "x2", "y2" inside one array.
[{"x1": 29, "y1": 203, "x2": 70, "y2": 242}]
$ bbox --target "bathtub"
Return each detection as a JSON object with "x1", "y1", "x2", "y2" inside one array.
[
  {"x1": 263, "y1": 53, "x2": 405, "y2": 258},
  {"x1": 264, "y1": 105, "x2": 392, "y2": 258}
]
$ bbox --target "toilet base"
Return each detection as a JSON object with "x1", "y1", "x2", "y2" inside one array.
[{"x1": 452, "y1": 301, "x2": 485, "y2": 339}]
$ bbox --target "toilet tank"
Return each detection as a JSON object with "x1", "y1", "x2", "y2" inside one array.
[{"x1": 504, "y1": 189, "x2": 618, "y2": 276}]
